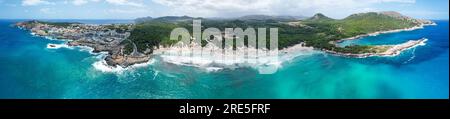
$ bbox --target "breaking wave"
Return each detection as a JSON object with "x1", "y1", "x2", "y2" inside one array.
[
  {"x1": 92, "y1": 54, "x2": 155, "y2": 74},
  {"x1": 46, "y1": 43, "x2": 154, "y2": 74},
  {"x1": 46, "y1": 43, "x2": 73, "y2": 49},
  {"x1": 154, "y1": 43, "x2": 317, "y2": 74}
]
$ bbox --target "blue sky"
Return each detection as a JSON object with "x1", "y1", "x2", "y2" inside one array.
[{"x1": 0, "y1": 0, "x2": 448, "y2": 19}]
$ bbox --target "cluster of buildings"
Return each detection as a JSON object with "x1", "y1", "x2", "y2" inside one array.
[{"x1": 27, "y1": 22, "x2": 133, "y2": 45}]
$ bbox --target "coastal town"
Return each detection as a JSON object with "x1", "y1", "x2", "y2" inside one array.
[
  {"x1": 16, "y1": 20, "x2": 150, "y2": 67},
  {"x1": 16, "y1": 20, "x2": 131, "y2": 43}
]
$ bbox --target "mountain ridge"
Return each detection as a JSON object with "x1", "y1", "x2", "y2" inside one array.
[{"x1": 134, "y1": 11, "x2": 433, "y2": 24}]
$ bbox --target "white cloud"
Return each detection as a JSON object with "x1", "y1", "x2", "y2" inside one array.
[
  {"x1": 106, "y1": 0, "x2": 145, "y2": 7},
  {"x1": 40, "y1": 8, "x2": 54, "y2": 14},
  {"x1": 373, "y1": 0, "x2": 415, "y2": 4},
  {"x1": 73, "y1": 0, "x2": 88, "y2": 5},
  {"x1": 108, "y1": 8, "x2": 150, "y2": 14},
  {"x1": 22, "y1": 0, "x2": 54, "y2": 6},
  {"x1": 152, "y1": 0, "x2": 416, "y2": 18},
  {"x1": 70, "y1": 0, "x2": 103, "y2": 6}
]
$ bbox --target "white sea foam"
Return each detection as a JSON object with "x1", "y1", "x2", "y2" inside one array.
[
  {"x1": 205, "y1": 67, "x2": 223, "y2": 72},
  {"x1": 46, "y1": 43, "x2": 73, "y2": 49},
  {"x1": 92, "y1": 55, "x2": 155, "y2": 74},
  {"x1": 32, "y1": 30, "x2": 152, "y2": 74},
  {"x1": 92, "y1": 59, "x2": 127, "y2": 73},
  {"x1": 45, "y1": 42, "x2": 153, "y2": 73},
  {"x1": 44, "y1": 42, "x2": 152, "y2": 74},
  {"x1": 76, "y1": 45, "x2": 103, "y2": 55},
  {"x1": 154, "y1": 43, "x2": 316, "y2": 73},
  {"x1": 43, "y1": 36, "x2": 60, "y2": 41},
  {"x1": 418, "y1": 38, "x2": 428, "y2": 46},
  {"x1": 403, "y1": 47, "x2": 417, "y2": 64},
  {"x1": 402, "y1": 39, "x2": 428, "y2": 64},
  {"x1": 46, "y1": 42, "x2": 105, "y2": 56}
]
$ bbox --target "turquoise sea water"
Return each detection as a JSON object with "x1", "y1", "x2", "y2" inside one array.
[{"x1": 0, "y1": 20, "x2": 448, "y2": 99}]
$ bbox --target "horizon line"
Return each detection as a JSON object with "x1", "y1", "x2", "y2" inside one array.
[{"x1": 1, "y1": 18, "x2": 448, "y2": 21}]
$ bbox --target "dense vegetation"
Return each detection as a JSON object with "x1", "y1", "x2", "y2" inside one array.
[
  {"x1": 36, "y1": 21, "x2": 81, "y2": 27},
  {"x1": 124, "y1": 12, "x2": 421, "y2": 54},
  {"x1": 126, "y1": 21, "x2": 182, "y2": 53}
]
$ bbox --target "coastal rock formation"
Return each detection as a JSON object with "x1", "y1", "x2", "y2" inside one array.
[
  {"x1": 328, "y1": 38, "x2": 428, "y2": 58},
  {"x1": 16, "y1": 21, "x2": 149, "y2": 67}
]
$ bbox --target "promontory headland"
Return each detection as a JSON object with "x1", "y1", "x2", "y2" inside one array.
[
  {"x1": 16, "y1": 11, "x2": 436, "y2": 67},
  {"x1": 16, "y1": 20, "x2": 150, "y2": 67}
]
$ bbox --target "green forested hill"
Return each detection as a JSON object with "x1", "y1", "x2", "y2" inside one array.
[
  {"x1": 305, "y1": 13, "x2": 335, "y2": 22},
  {"x1": 126, "y1": 11, "x2": 430, "y2": 54},
  {"x1": 338, "y1": 12, "x2": 418, "y2": 37},
  {"x1": 124, "y1": 21, "x2": 184, "y2": 54}
]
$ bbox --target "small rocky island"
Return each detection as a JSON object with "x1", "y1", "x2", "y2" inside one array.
[{"x1": 15, "y1": 11, "x2": 436, "y2": 68}]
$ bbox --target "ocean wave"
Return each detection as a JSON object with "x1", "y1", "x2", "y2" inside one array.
[
  {"x1": 205, "y1": 67, "x2": 224, "y2": 72},
  {"x1": 403, "y1": 38, "x2": 427, "y2": 64},
  {"x1": 403, "y1": 47, "x2": 417, "y2": 64},
  {"x1": 92, "y1": 60, "x2": 127, "y2": 73},
  {"x1": 46, "y1": 42, "x2": 153, "y2": 74},
  {"x1": 76, "y1": 45, "x2": 105, "y2": 55},
  {"x1": 46, "y1": 43, "x2": 106, "y2": 56},
  {"x1": 418, "y1": 38, "x2": 428, "y2": 46},
  {"x1": 43, "y1": 36, "x2": 60, "y2": 41},
  {"x1": 31, "y1": 32, "x2": 72, "y2": 41},
  {"x1": 92, "y1": 55, "x2": 155, "y2": 74},
  {"x1": 46, "y1": 43, "x2": 73, "y2": 49},
  {"x1": 403, "y1": 38, "x2": 428, "y2": 64},
  {"x1": 155, "y1": 44, "x2": 317, "y2": 74}
]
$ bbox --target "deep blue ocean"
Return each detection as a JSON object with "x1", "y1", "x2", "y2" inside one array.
[{"x1": 0, "y1": 19, "x2": 448, "y2": 99}]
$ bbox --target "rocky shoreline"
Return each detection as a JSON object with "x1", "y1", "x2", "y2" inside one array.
[
  {"x1": 326, "y1": 38, "x2": 428, "y2": 58},
  {"x1": 328, "y1": 22, "x2": 435, "y2": 58},
  {"x1": 66, "y1": 40, "x2": 150, "y2": 67},
  {"x1": 16, "y1": 21, "x2": 150, "y2": 67}
]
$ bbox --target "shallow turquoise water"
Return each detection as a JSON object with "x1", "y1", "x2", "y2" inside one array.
[{"x1": 0, "y1": 20, "x2": 448, "y2": 99}]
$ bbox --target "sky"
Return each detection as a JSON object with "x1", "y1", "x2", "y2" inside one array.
[{"x1": 0, "y1": 0, "x2": 448, "y2": 20}]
